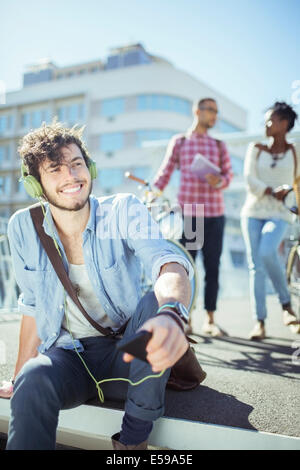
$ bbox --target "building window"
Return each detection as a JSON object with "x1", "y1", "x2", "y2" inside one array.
[
  {"x1": 0, "y1": 115, "x2": 13, "y2": 134},
  {"x1": 21, "y1": 108, "x2": 51, "y2": 129},
  {"x1": 43, "y1": 109, "x2": 51, "y2": 123},
  {"x1": 0, "y1": 116, "x2": 6, "y2": 132},
  {"x1": 21, "y1": 112, "x2": 31, "y2": 129},
  {"x1": 68, "y1": 104, "x2": 79, "y2": 124},
  {"x1": 0, "y1": 145, "x2": 10, "y2": 164},
  {"x1": 136, "y1": 129, "x2": 177, "y2": 147},
  {"x1": 32, "y1": 110, "x2": 43, "y2": 128},
  {"x1": 0, "y1": 175, "x2": 11, "y2": 196},
  {"x1": 7, "y1": 115, "x2": 13, "y2": 130},
  {"x1": 124, "y1": 51, "x2": 142, "y2": 66},
  {"x1": 100, "y1": 133, "x2": 124, "y2": 152},
  {"x1": 57, "y1": 103, "x2": 85, "y2": 125},
  {"x1": 101, "y1": 98, "x2": 125, "y2": 117},
  {"x1": 57, "y1": 106, "x2": 67, "y2": 123},
  {"x1": 137, "y1": 94, "x2": 192, "y2": 116},
  {"x1": 97, "y1": 94, "x2": 192, "y2": 117},
  {"x1": 16, "y1": 177, "x2": 28, "y2": 196},
  {"x1": 215, "y1": 119, "x2": 241, "y2": 133},
  {"x1": 106, "y1": 47, "x2": 151, "y2": 70}
]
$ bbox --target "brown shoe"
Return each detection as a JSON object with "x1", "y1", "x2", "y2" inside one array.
[
  {"x1": 111, "y1": 433, "x2": 148, "y2": 450},
  {"x1": 249, "y1": 322, "x2": 266, "y2": 341}
]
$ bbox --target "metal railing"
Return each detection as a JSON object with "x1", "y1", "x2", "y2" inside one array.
[{"x1": 0, "y1": 218, "x2": 19, "y2": 314}]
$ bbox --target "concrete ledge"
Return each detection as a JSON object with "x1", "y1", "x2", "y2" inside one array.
[{"x1": 1, "y1": 398, "x2": 300, "y2": 450}]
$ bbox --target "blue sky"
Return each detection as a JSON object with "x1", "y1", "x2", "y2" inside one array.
[{"x1": 1, "y1": 0, "x2": 299, "y2": 132}]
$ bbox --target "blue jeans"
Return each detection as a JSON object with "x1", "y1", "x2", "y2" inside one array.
[
  {"x1": 241, "y1": 217, "x2": 291, "y2": 321},
  {"x1": 6, "y1": 292, "x2": 171, "y2": 450}
]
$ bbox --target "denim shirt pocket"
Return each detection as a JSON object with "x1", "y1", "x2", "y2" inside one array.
[
  {"x1": 23, "y1": 268, "x2": 59, "y2": 338},
  {"x1": 23, "y1": 267, "x2": 52, "y2": 296},
  {"x1": 101, "y1": 255, "x2": 141, "y2": 316}
]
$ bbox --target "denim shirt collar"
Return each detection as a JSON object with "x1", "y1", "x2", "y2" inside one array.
[{"x1": 41, "y1": 195, "x2": 98, "y2": 238}]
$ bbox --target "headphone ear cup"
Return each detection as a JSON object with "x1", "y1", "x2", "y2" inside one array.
[
  {"x1": 20, "y1": 163, "x2": 44, "y2": 199},
  {"x1": 88, "y1": 160, "x2": 97, "y2": 180},
  {"x1": 23, "y1": 175, "x2": 44, "y2": 199}
]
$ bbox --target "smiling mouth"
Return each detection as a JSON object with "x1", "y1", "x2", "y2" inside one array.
[{"x1": 60, "y1": 184, "x2": 83, "y2": 195}]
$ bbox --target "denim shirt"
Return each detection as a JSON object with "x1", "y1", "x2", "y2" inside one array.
[{"x1": 7, "y1": 193, "x2": 193, "y2": 353}]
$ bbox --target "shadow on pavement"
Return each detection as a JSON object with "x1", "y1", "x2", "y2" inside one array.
[
  {"x1": 90, "y1": 386, "x2": 256, "y2": 431},
  {"x1": 87, "y1": 384, "x2": 256, "y2": 432},
  {"x1": 164, "y1": 386, "x2": 256, "y2": 431},
  {"x1": 191, "y1": 334, "x2": 300, "y2": 379}
]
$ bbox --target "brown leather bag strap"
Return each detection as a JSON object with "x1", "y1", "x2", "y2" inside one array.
[{"x1": 29, "y1": 205, "x2": 121, "y2": 337}]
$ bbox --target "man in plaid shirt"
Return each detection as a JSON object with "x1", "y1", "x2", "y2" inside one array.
[{"x1": 153, "y1": 98, "x2": 233, "y2": 336}]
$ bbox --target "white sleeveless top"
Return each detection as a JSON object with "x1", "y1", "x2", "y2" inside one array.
[
  {"x1": 61, "y1": 263, "x2": 118, "y2": 339},
  {"x1": 241, "y1": 142, "x2": 300, "y2": 223}
]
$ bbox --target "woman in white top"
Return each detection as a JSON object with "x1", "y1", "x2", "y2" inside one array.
[{"x1": 241, "y1": 102, "x2": 300, "y2": 340}]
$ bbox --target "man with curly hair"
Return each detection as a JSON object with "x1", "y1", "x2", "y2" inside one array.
[{"x1": 2, "y1": 121, "x2": 196, "y2": 450}]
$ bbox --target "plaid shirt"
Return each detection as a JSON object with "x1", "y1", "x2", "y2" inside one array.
[{"x1": 153, "y1": 131, "x2": 233, "y2": 217}]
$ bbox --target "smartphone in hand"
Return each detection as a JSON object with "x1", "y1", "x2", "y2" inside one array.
[{"x1": 116, "y1": 330, "x2": 152, "y2": 363}]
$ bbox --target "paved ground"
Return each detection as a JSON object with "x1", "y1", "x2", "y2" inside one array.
[{"x1": 1, "y1": 294, "x2": 300, "y2": 442}]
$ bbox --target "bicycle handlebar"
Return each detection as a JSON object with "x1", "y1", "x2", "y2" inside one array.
[
  {"x1": 124, "y1": 171, "x2": 171, "y2": 210},
  {"x1": 124, "y1": 172, "x2": 149, "y2": 187}
]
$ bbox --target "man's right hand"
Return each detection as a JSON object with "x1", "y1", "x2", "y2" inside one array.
[
  {"x1": 0, "y1": 380, "x2": 14, "y2": 399},
  {"x1": 123, "y1": 314, "x2": 189, "y2": 372},
  {"x1": 146, "y1": 189, "x2": 162, "y2": 204}
]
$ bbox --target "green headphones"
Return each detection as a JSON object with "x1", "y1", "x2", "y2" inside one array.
[{"x1": 19, "y1": 159, "x2": 98, "y2": 199}]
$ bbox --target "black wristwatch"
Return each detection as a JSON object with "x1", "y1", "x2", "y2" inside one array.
[{"x1": 157, "y1": 301, "x2": 189, "y2": 325}]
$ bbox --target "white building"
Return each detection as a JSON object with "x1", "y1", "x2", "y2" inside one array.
[
  {"x1": 0, "y1": 43, "x2": 247, "y2": 220},
  {"x1": 8, "y1": 43, "x2": 299, "y2": 303}
]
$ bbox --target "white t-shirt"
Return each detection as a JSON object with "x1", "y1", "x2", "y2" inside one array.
[
  {"x1": 61, "y1": 263, "x2": 118, "y2": 339},
  {"x1": 241, "y1": 142, "x2": 300, "y2": 222}
]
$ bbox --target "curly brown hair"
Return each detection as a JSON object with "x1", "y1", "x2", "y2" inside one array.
[{"x1": 18, "y1": 119, "x2": 91, "y2": 182}]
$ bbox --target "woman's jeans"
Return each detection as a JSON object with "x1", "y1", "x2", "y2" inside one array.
[
  {"x1": 6, "y1": 292, "x2": 171, "y2": 450},
  {"x1": 241, "y1": 217, "x2": 291, "y2": 321}
]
